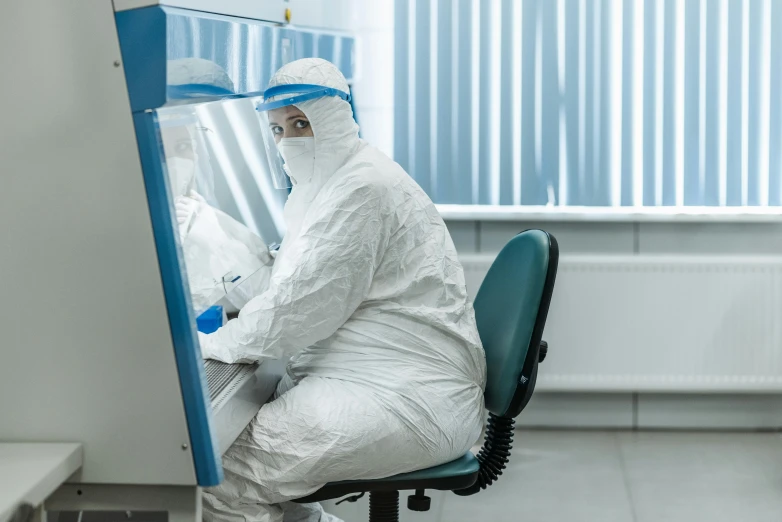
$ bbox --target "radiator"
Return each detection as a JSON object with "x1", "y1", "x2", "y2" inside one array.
[{"x1": 460, "y1": 255, "x2": 782, "y2": 392}]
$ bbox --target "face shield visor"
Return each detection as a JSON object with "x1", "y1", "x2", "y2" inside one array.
[
  {"x1": 255, "y1": 84, "x2": 351, "y2": 189},
  {"x1": 158, "y1": 107, "x2": 216, "y2": 202},
  {"x1": 157, "y1": 103, "x2": 273, "y2": 315}
]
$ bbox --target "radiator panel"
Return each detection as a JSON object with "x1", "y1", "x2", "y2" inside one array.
[{"x1": 460, "y1": 255, "x2": 782, "y2": 392}]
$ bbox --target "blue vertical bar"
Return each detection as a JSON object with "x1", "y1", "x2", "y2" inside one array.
[
  {"x1": 231, "y1": 23, "x2": 249, "y2": 92},
  {"x1": 260, "y1": 26, "x2": 274, "y2": 90},
  {"x1": 394, "y1": 0, "x2": 410, "y2": 173},
  {"x1": 541, "y1": 0, "x2": 560, "y2": 205},
  {"x1": 340, "y1": 38, "x2": 355, "y2": 79},
  {"x1": 332, "y1": 36, "x2": 345, "y2": 71},
  {"x1": 583, "y1": 2, "x2": 595, "y2": 205},
  {"x1": 316, "y1": 34, "x2": 335, "y2": 73},
  {"x1": 725, "y1": 0, "x2": 743, "y2": 206},
  {"x1": 769, "y1": 0, "x2": 782, "y2": 206},
  {"x1": 295, "y1": 31, "x2": 314, "y2": 62},
  {"x1": 212, "y1": 19, "x2": 230, "y2": 67},
  {"x1": 565, "y1": 0, "x2": 581, "y2": 206},
  {"x1": 193, "y1": 13, "x2": 214, "y2": 61},
  {"x1": 478, "y1": 0, "x2": 493, "y2": 204},
  {"x1": 131, "y1": 111, "x2": 222, "y2": 487},
  {"x1": 520, "y1": 0, "x2": 540, "y2": 204},
  {"x1": 595, "y1": 0, "x2": 610, "y2": 206},
  {"x1": 642, "y1": 0, "x2": 656, "y2": 206},
  {"x1": 166, "y1": 13, "x2": 194, "y2": 59},
  {"x1": 703, "y1": 2, "x2": 720, "y2": 206},
  {"x1": 436, "y1": 0, "x2": 454, "y2": 202},
  {"x1": 746, "y1": 0, "x2": 762, "y2": 206},
  {"x1": 269, "y1": 26, "x2": 283, "y2": 73},
  {"x1": 244, "y1": 23, "x2": 261, "y2": 92},
  {"x1": 621, "y1": 0, "x2": 635, "y2": 206},
  {"x1": 499, "y1": 0, "x2": 515, "y2": 204},
  {"x1": 456, "y1": 0, "x2": 474, "y2": 204},
  {"x1": 684, "y1": 0, "x2": 702, "y2": 205},
  {"x1": 414, "y1": 0, "x2": 432, "y2": 194},
  {"x1": 662, "y1": 0, "x2": 676, "y2": 205}
]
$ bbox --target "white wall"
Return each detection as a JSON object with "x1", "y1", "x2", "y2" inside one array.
[{"x1": 447, "y1": 218, "x2": 782, "y2": 430}]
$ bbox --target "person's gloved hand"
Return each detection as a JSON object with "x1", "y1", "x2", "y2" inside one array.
[
  {"x1": 197, "y1": 331, "x2": 211, "y2": 359},
  {"x1": 175, "y1": 190, "x2": 207, "y2": 239},
  {"x1": 198, "y1": 330, "x2": 224, "y2": 362}
]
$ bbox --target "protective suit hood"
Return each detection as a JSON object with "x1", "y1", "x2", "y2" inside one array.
[{"x1": 266, "y1": 59, "x2": 362, "y2": 233}]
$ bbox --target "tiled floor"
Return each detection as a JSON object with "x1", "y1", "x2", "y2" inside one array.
[{"x1": 324, "y1": 430, "x2": 782, "y2": 522}]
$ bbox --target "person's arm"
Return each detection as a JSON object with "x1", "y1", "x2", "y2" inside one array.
[
  {"x1": 177, "y1": 191, "x2": 276, "y2": 309},
  {"x1": 199, "y1": 182, "x2": 387, "y2": 364},
  {"x1": 177, "y1": 191, "x2": 275, "y2": 265},
  {"x1": 209, "y1": 206, "x2": 276, "y2": 308}
]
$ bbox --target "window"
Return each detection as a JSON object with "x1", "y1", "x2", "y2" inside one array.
[{"x1": 393, "y1": 0, "x2": 782, "y2": 207}]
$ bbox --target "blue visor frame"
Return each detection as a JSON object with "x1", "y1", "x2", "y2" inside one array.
[{"x1": 255, "y1": 83, "x2": 351, "y2": 112}]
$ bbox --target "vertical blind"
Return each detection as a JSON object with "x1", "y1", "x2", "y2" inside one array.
[{"x1": 394, "y1": 0, "x2": 782, "y2": 207}]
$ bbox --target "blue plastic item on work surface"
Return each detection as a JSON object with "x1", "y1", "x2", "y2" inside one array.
[{"x1": 196, "y1": 306, "x2": 224, "y2": 334}]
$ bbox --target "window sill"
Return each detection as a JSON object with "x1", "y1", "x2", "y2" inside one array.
[{"x1": 436, "y1": 205, "x2": 782, "y2": 223}]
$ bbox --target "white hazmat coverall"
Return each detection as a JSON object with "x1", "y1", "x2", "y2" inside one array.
[{"x1": 199, "y1": 58, "x2": 487, "y2": 522}]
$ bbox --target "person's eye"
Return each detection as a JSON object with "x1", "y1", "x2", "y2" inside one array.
[
  {"x1": 271, "y1": 125, "x2": 284, "y2": 136},
  {"x1": 294, "y1": 120, "x2": 310, "y2": 130}
]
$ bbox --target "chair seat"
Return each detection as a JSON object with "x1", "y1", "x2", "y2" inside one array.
[{"x1": 294, "y1": 452, "x2": 480, "y2": 503}]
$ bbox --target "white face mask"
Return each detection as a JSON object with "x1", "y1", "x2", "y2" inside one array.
[
  {"x1": 167, "y1": 156, "x2": 196, "y2": 197},
  {"x1": 277, "y1": 137, "x2": 315, "y2": 186}
]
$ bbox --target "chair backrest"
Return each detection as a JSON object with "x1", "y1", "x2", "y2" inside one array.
[{"x1": 473, "y1": 229, "x2": 558, "y2": 418}]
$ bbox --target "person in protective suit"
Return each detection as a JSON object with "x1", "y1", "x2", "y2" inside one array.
[{"x1": 193, "y1": 58, "x2": 487, "y2": 522}]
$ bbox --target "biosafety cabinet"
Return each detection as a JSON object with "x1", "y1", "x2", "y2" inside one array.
[{"x1": 0, "y1": 2, "x2": 355, "y2": 520}]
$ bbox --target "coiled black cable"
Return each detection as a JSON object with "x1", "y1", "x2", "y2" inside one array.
[{"x1": 453, "y1": 413, "x2": 515, "y2": 496}]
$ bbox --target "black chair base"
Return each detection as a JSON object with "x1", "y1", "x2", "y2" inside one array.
[
  {"x1": 294, "y1": 454, "x2": 480, "y2": 522},
  {"x1": 295, "y1": 453, "x2": 479, "y2": 504},
  {"x1": 368, "y1": 491, "x2": 399, "y2": 522},
  {"x1": 327, "y1": 490, "x2": 428, "y2": 522}
]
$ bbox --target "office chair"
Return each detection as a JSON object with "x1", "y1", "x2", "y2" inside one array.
[{"x1": 296, "y1": 229, "x2": 559, "y2": 522}]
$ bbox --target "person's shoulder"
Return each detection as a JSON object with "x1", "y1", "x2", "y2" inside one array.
[{"x1": 332, "y1": 146, "x2": 405, "y2": 197}]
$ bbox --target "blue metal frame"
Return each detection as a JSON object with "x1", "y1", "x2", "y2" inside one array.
[
  {"x1": 131, "y1": 110, "x2": 223, "y2": 487},
  {"x1": 117, "y1": 6, "x2": 356, "y2": 112},
  {"x1": 116, "y1": 6, "x2": 221, "y2": 487},
  {"x1": 115, "y1": 7, "x2": 168, "y2": 112},
  {"x1": 115, "y1": 5, "x2": 358, "y2": 487}
]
